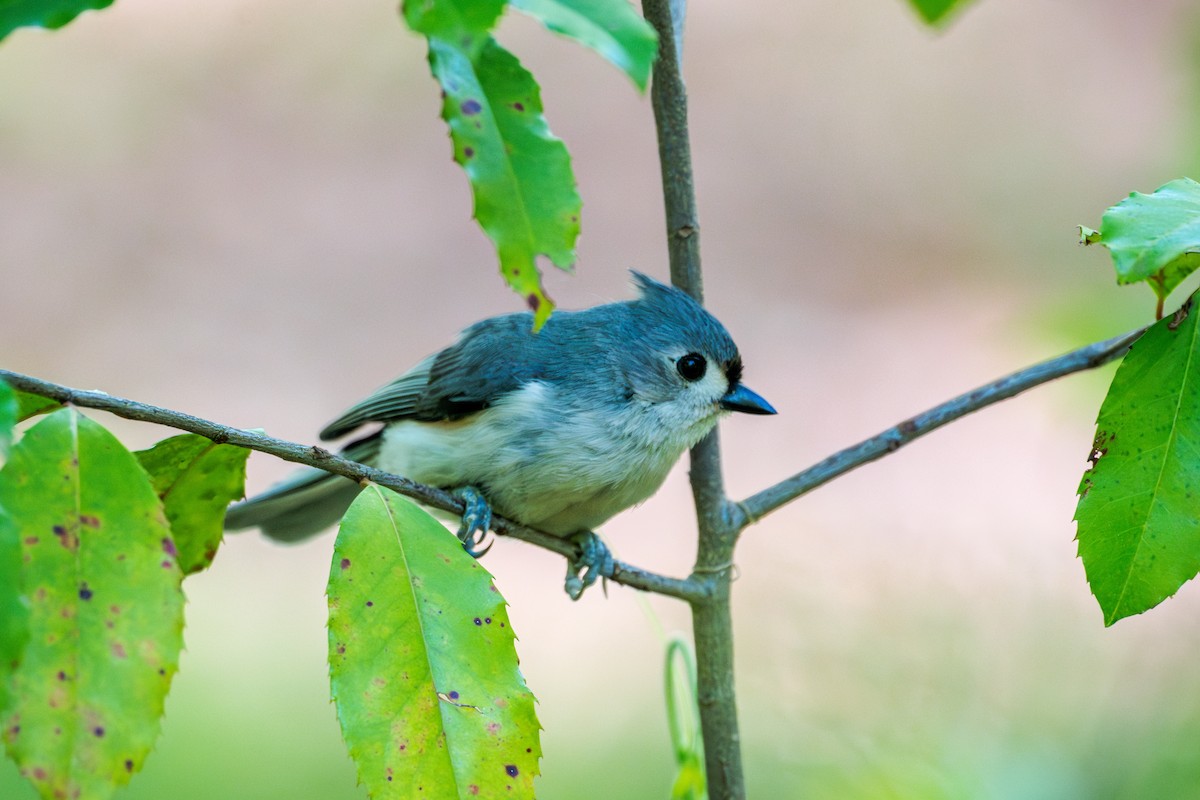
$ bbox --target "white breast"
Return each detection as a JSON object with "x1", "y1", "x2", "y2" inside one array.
[{"x1": 374, "y1": 381, "x2": 719, "y2": 535}]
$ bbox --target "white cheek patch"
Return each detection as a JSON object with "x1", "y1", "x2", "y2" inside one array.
[{"x1": 697, "y1": 362, "x2": 731, "y2": 402}]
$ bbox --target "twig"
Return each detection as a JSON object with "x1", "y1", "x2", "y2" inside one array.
[
  {"x1": 0, "y1": 369, "x2": 708, "y2": 603},
  {"x1": 734, "y1": 327, "x2": 1146, "y2": 528}
]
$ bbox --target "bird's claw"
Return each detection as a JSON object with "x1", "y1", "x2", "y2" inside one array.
[
  {"x1": 564, "y1": 531, "x2": 614, "y2": 600},
  {"x1": 453, "y1": 486, "x2": 493, "y2": 558}
]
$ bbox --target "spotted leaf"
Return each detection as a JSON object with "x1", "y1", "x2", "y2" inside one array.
[
  {"x1": 0, "y1": 409, "x2": 184, "y2": 800},
  {"x1": 136, "y1": 434, "x2": 248, "y2": 575},
  {"x1": 401, "y1": 0, "x2": 580, "y2": 329},
  {"x1": 328, "y1": 486, "x2": 540, "y2": 799}
]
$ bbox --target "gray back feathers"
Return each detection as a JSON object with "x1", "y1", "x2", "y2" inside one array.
[{"x1": 319, "y1": 272, "x2": 740, "y2": 440}]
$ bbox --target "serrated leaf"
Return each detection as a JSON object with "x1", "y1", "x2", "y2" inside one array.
[
  {"x1": 328, "y1": 486, "x2": 540, "y2": 799},
  {"x1": 135, "y1": 434, "x2": 248, "y2": 575},
  {"x1": 0, "y1": 0, "x2": 115, "y2": 43},
  {"x1": 1075, "y1": 296, "x2": 1200, "y2": 625},
  {"x1": 15, "y1": 391, "x2": 62, "y2": 423},
  {"x1": 0, "y1": 379, "x2": 15, "y2": 459},
  {"x1": 1092, "y1": 177, "x2": 1200, "y2": 302},
  {"x1": 905, "y1": 0, "x2": 975, "y2": 26},
  {"x1": 400, "y1": 0, "x2": 581, "y2": 329},
  {"x1": 510, "y1": 0, "x2": 658, "y2": 91},
  {"x1": 0, "y1": 409, "x2": 184, "y2": 799},
  {"x1": 428, "y1": 36, "x2": 580, "y2": 329}
]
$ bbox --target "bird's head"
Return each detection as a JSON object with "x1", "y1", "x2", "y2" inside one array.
[{"x1": 622, "y1": 273, "x2": 775, "y2": 443}]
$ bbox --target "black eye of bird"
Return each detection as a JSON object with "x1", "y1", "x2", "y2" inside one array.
[{"x1": 676, "y1": 353, "x2": 707, "y2": 382}]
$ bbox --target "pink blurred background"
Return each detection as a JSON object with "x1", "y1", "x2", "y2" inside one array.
[{"x1": 4, "y1": 0, "x2": 1200, "y2": 796}]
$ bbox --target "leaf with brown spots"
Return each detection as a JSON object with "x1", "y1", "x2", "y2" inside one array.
[
  {"x1": 135, "y1": 434, "x2": 248, "y2": 575},
  {"x1": 401, "y1": 0, "x2": 580, "y2": 329},
  {"x1": 1075, "y1": 292, "x2": 1200, "y2": 624},
  {"x1": 328, "y1": 487, "x2": 540, "y2": 799},
  {"x1": 0, "y1": 409, "x2": 184, "y2": 799}
]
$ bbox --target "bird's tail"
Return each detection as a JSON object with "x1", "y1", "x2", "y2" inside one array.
[{"x1": 224, "y1": 433, "x2": 382, "y2": 543}]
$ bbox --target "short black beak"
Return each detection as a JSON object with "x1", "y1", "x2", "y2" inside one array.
[{"x1": 720, "y1": 384, "x2": 777, "y2": 415}]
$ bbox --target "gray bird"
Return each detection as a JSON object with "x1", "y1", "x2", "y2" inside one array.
[{"x1": 224, "y1": 272, "x2": 775, "y2": 591}]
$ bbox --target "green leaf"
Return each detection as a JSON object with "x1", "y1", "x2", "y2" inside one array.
[
  {"x1": 328, "y1": 486, "x2": 540, "y2": 799},
  {"x1": 401, "y1": 0, "x2": 581, "y2": 328},
  {"x1": 135, "y1": 434, "x2": 249, "y2": 575},
  {"x1": 0, "y1": 379, "x2": 15, "y2": 459},
  {"x1": 0, "y1": 504, "x2": 29, "y2": 717},
  {"x1": 15, "y1": 391, "x2": 62, "y2": 423},
  {"x1": 1089, "y1": 178, "x2": 1200, "y2": 303},
  {"x1": 510, "y1": 0, "x2": 658, "y2": 91},
  {"x1": 0, "y1": 0, "x2": 115, "y2": 43},
  {"x1": 1075, "y1": 295, "x2": 1200, "y2": 625},
  {"x1": 0, "y1": 381, "x2": 23, "y2": 715},
  {"x1": 0, "y1": 409, "x2": 184, "y2": 799},
  {"x1": 401, "y1": 0, "x2": 505, "y2": 46},
  {"x1": 431, "y1": 36, "x2": 580, "y2": 329},
  {"x1": 905, "y1": 0, "x2": 975, "y2": 26}
]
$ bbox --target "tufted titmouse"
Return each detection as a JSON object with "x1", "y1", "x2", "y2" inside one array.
[{"x1": 224, "y1": 272, "x2": 774, "y2": 586}]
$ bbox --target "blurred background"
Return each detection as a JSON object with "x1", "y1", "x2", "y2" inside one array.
[{"x1": 4, "y1": 0, "x2": 1200, "y2": 797}]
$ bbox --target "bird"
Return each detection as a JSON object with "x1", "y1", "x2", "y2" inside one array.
[{"x1": 224, "y1": 272, "x2": 775, "y2": 593}]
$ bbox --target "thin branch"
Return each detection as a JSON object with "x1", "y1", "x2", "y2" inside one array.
[
  {"x1": 0, "y1": 369, "x2": 709, "y2": 603},
  {"x1": 734, "y1": 327, "x2": 1146, "y2": 527}
]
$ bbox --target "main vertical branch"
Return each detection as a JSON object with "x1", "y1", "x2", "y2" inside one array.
[
  {"x1": 641, "y1": 2, "x2": 746, "y2": 798},
  {"x1": 644, "y1": 0, "x2": 703, "y2": 301}
]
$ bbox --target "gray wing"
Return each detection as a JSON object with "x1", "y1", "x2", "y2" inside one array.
[
  {"x1": 318, "y1": 353, "x2": 437, "y2": 439},
  {"x1": 318, "y1": 314, "x2": 540, "y2": 441}
]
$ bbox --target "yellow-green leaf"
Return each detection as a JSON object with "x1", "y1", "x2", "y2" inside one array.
[
  {"x1": 328, "y1": 487, "x2": 540, "y2": 799},
  {"x1": 136, "y1": 434, "x2": 248, "y2": 575},
  {"x1": 0, "y1": 409, "x2": 184, "y2": 800}
]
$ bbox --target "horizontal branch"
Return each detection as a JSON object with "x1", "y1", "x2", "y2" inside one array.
[
  {"x1": 733, "y1": 327, "x2": 1146, "y2": 527},
  {"x1": 0, "y1": 369, "x2": 709, "y2": 603}
]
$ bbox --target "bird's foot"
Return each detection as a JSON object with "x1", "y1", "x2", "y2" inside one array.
[
  {"x1": 453, "y1": 486, "x2": 493, "y2": 558},
  {"x1": 564, "y1": 531, "x2": 614, "y2": 600}
]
